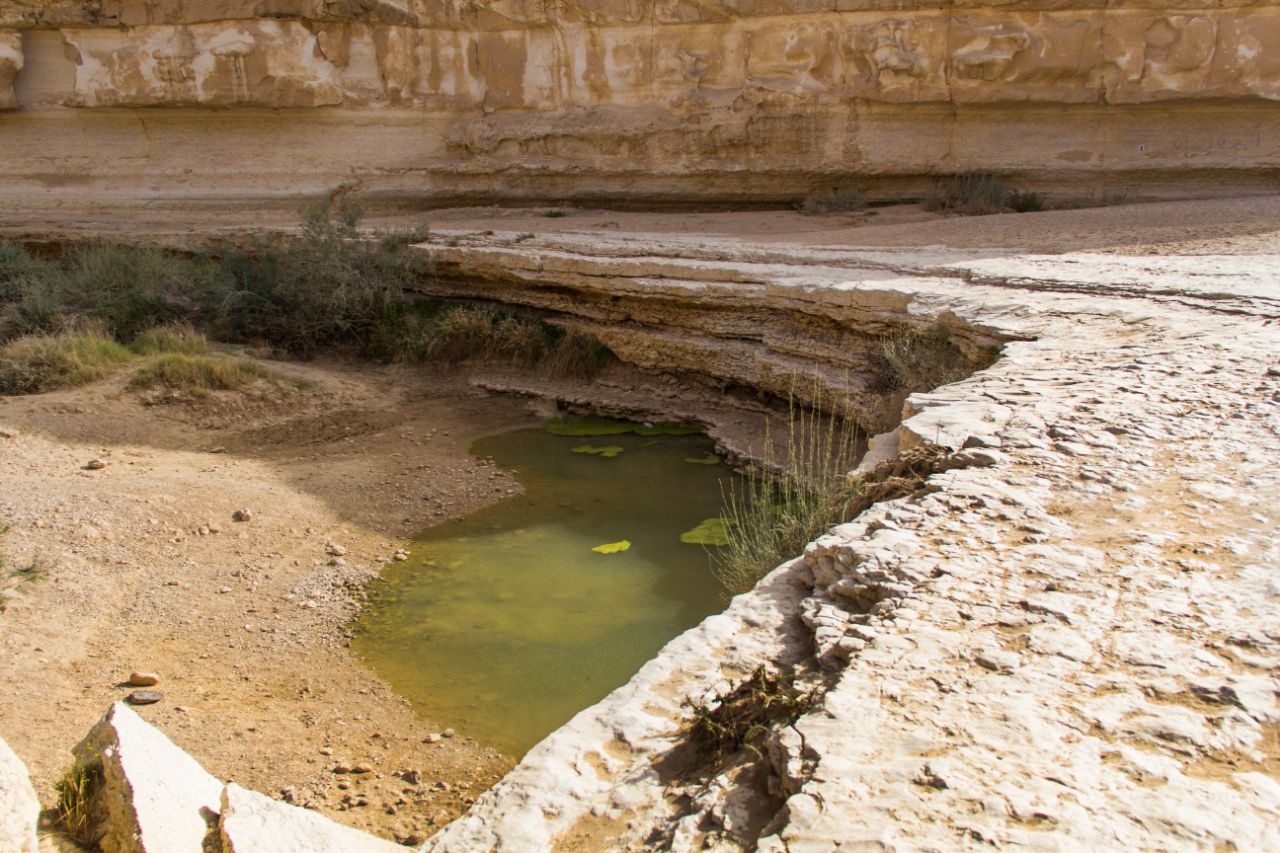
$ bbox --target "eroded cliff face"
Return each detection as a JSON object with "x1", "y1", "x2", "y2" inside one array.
[{"x1": 1, "y1": 0, "x2": 1278, "y2": 207}]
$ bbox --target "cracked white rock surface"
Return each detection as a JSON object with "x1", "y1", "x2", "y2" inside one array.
[{"x1": 0, "y1": 736, "x2": 38, "y2": 853}]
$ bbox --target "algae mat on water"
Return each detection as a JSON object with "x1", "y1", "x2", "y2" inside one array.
[{"x1": 353, "y1": 420, "x2": 738, "y2": 758}]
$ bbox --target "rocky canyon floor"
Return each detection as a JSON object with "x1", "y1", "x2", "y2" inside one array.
[{"x1": 1, "y1": 196, "x2": 1278, "y2": 850}]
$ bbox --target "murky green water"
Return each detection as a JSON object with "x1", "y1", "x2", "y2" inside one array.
[{"x1": 353, "y1": 420, "x2": 736, "y2": 758}]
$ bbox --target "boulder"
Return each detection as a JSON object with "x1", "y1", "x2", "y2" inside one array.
[
  {"x1": 218, "y1": 783, "x2": 402, "y2": 852},
  {"x1": 0, "y1": 736, "x2": 38, "y2": 853},
  {"x1": 73, "y1": 702, "x2": 222, "y2": 853}
]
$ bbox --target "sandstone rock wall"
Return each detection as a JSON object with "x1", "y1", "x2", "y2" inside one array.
[{"x1": 1, "y1": 1, "x2": 1278, "y2": 207}]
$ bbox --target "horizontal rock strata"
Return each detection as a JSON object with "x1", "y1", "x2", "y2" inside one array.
[
  {"x1": 419, "y1": 231, "x2": 1280, "y2": 850},
  {"x1": 0, "y1": 1, "x2": 1278, "y2": 207}
]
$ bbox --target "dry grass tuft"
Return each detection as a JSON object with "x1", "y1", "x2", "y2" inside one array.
[{"x1": 0, "y1": 326, "x2": 134, "y2": 395}]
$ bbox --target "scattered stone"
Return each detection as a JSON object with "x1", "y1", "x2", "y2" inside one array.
[
  {"x1": 232, "y1": 508, "x2": 253, "y2": 522},
  {"x1": 442, "y1": 728, "x2": 455, "y2": 738},
  {"x1": 351, "y1": 763, "x2": 373, "y2": 774},
  {"x1": 127, "y1": 671, "x2": 160, "y2": 687},
  {"x1": 325, "y1": 542, "x2": 348, "y2": 557},
  {"x1": 423, "y1": 733, "x2": 441, "y2": 744},
  {"x1": 402, "y1": 769, "x2": 422, "y2": 785},
  {"x1": 84, "y1": 459, "x2": 108, "y2": 470},
  {"x1": 125, "y1": 690, "x2": 164, "y2": 705}
]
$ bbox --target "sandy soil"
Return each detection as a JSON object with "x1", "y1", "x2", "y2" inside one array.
[
  {"x1": 2, "y1": 194, "x2": 1278, "y2": 256},
  {"x1": 0, "y1": 358, "x2": 557, "y2": 846}
]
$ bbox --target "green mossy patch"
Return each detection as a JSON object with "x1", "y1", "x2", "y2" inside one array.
[
  {"x1": 546, "y1": 416, "x2": 703, "y2": 437},
  {"x1": 572, "y1": 445, "x2": 625, "y2": 458},
  {"x1": 592, "y1": 540, "x2": 631, "y2": 554},
  {"x1": 679, "y1": 518, "x2": 729, "y2": 547},
  {"x1": 684, "y1": 453, "x2": 720, "y2": 465}
]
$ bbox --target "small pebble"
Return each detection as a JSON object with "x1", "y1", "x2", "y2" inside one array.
[
  {"x1": 126, "y1": 690, "x2": 163, "y2": 706},
  {"x1": 127, "y1": 671, "x2": 160, "y2": 687}
]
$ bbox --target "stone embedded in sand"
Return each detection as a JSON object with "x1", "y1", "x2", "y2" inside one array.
[
  {"x1": 232, "y1": 508, "x2": 253, "y2": 522},
  {"x1": 74, "y1": 702, "x2": 222, "y2": 853},
  {"x1": 0, "y1": 736, "x2": 38, "y2": 853},
  {"x1": 219, "y1": 783, "x2": 403, "y2": 853},
  {"x1": 325, "y1": 542, "x2": 347, "y2": 556},
  {"x1": 127, "y1": 672, "x2": 160, "y2": 687},
  {"x1": 85, "y1": 459, "x2": 108, "y2": 470},
  {"x1": 125, "y1": 690, "x2": 163, "y2": 705}
]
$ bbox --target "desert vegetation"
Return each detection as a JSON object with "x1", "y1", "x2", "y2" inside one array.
[
  {"x1": 0, "y1": 202, "x2": 615, "y2": 395},
  {"x1": 925, "y1": 173, "x2": 1045, "y2": 215}
]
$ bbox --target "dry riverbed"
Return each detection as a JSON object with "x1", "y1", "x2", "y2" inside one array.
[{"x1": 0, "y1": 358, "x2": 569, "y2": 844}]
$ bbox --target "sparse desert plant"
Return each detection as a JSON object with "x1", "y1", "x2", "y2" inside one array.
[
  {"x1": 0, "y1": 325, "x2": 134, "y2": 395},
  {"x1": 129, "y1": 323, "x2": 209, "y2": 355},
  {"x1": 797, "y1": 186, "x2": 865, "y2": 214},
  {"x1": 541, "y1": 209, "x2": 568, "y2": 218},
  {"x1": 867, "y1": 318, "x2": 994, "y2": 393},
  {"x1": 1008, "y1": 190, "x2": 1046, "y2": 213},
  {"x1": 53, "y1": 758, "x2": 102, "y2": 846},
  {"x1": 683, "y1": 666, "x2": 818, "y2": 765},
  {"x1": 128, "y1": 353, "x2": 281, "y2": 395},
  {"x1": 544, "y1": 328, "x2": 616, "y2": 379},
  {"x1": 925, "y1": 172, "x2": 1011, "y2": 216},
  {"x1": 426, "y1": 304, "x2": 502, "y2": 365},
  {"x1": 714, "y1": 387, "x2": 863, "y2": 596}
]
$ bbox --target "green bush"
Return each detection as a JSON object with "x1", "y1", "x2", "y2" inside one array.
[
  {"x1": 0, "y1": 326, "x2": 134, "y2": 395},
  {"x1": 0, "y1": 203, "x2": 616, "y2": 379}
]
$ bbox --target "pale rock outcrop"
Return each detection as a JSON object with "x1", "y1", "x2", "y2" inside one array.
[
  {"x1": 219, "y1": 783, "x2": 404, "y2": 853},
  {"x1": 0, "y1": 736, "x2": 38, "y2": 853},
  {"x1": 418, "y1": 230, "x2": 1280, "y2": 851},
  {"x1": 0, "y1": 30, "x2": 20, "y2": 110},
  {"x1": 74, "y1": 702, "x2": 222, "y2": 853}
]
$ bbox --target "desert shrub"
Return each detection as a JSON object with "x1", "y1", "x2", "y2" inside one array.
[
  {"x1": 492, "y1": 314, "x2": 551, "y2": 366},
  {"x1": 128, "y1": 353, "x2": 278, "y2": 394},
  {"x1": 1, "y1": 242, "x2": 215, "y2": 341},
  {"x1": 205, "y1": 200, "x2": 424, "y2": 358},
  {"x1": 129, "y1": 323, "x2": 209, "y2": 355},
  {"x1": 0, "y1": 243, "x2": 56, "y2": 304},
  {"x1": 0, "y1": 325, "x2": 134, "y2": 395},
  {"x1": 867, "y1": 319, "x2": 993, "y2": 393},
  {"x1": 1008, "y1": 190, "x2": 1045, "y2": 213},
  {"x1": 426, "y1": 304, "x2": 502, "y2": 365},
  {"x1": 683, "y1": 666, "x2": 818, "y2": 765},
  {"x1": 544, "y1": 328, "x2": 616, "y2": 379},
  {"x1": 925, "y1": 173, "x2": 1011, "y2": 216},
  {"x1": 60, "y1": 243, "x2": 213, "y2": 340},
  {"x1": 541, "y1": 209, "x2": 568, "y2": 218},
  {"x1": 797, "y1": 186, "x2": 864, "y2": 214}
]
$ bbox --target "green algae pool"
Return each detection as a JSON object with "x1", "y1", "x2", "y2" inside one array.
[{"x1": 352, "y1": 419, "x2": 736, "y2": 758}]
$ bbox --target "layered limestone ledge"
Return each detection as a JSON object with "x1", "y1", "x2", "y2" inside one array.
[
  {"x1": 1, "y1": 3, "x2": 1279, "y2": 206},
  {"x1": 417, "y1": 232, "x2": 1280, "y2": 850}
]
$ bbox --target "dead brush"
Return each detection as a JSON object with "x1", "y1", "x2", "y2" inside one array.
[{"x1": 683, "y1": 666, "x2": 818, "y2": 765}]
